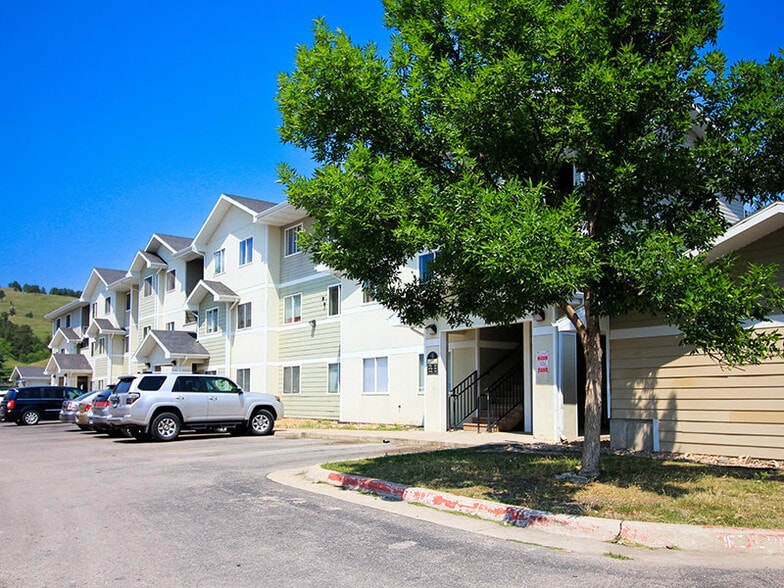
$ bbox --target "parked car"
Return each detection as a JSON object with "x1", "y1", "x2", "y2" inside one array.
[
  {"x1": 87, "y1": 389, "x2": 125, "y2": 436},
  {"x1": 106, "y1": 373, "x2": 283, "y2": 442},
  {"x1": 59, "y1": 391, "x2": 100, "y2": 428},
  {"x1": 1, "y1": 386, "x2": 84, "y2": 425},
  {"x1": 74, "y1": 390, "x2": 107, "y2": 430}
]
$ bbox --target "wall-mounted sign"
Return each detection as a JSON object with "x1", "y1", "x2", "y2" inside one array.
[
  {"x1": 537, "y1": 350, "x2": 550, "y2": 374},
  {"x1": 426, "y1": 351, "x2": 439, "y2": 375}
]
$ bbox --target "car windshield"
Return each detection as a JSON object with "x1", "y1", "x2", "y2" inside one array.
[
  {"x1": 114, "y1": 379, "x2": 134, "y2": 394},
  {"x1": 75, "y1": 392, "x2": 94, "y2": 401}
]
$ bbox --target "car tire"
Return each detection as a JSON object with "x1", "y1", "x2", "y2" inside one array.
[
  {"x1": 78, "y1": 424, "x2": 91, "y2": 431},
  {"x1": 248, "y1": 409, "x2": 274, "y2": 436},
  {"x1": 20, "y1": 409, "x2": 41, "y2": 426},
  {"x1": 150, "y1": 412, "x2": 181, "y2": 442}
]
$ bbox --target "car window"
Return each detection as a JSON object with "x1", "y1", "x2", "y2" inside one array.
[
  {"x1": 137, "y1": 376, "x2": 167, "y2": 391},
  {"x1": 173, "y1": 377, "x2": 204, "y2": 392},
  {"x1": 204, "y1": 377, "x2": 238, "y2": 393},
  {"x1": 17, "y1": 389, "x2": 31, "y2": 399},
  {"x1": 75, "y1": 391, "x2": 94, "y2": 401},
  {"x1": 66, "y1": 388, "x2": 83, "y2": 399},
  {"x1": 114, "y1": 379, "x2": 135, "y2": 394}
]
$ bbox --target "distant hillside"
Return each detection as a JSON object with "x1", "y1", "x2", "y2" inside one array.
[
  {"x1": 0, "y1": 288, "x2": 78, "y2": 375},
  {"x1": 0, "y1": 288, "x2": 77, "y2": 341}
]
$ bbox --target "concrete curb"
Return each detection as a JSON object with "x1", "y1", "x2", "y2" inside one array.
[{"x1": 308, "y1": 465, "x2": 784, "y2": 554}]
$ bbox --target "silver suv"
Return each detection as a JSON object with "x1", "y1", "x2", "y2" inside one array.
[{"x1": 106, "y1": 374, "x2": 284, "y2": 442}]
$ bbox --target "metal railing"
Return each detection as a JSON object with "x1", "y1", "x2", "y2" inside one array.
[{"x1": 448, "y1": 370, "x2": 479, "y2": 430}]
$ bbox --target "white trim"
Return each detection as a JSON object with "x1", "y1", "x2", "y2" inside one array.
[{"x1": 609, "y1": 324, "x2": 681, "y2": 340}]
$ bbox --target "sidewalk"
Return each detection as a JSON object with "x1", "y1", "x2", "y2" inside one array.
[{"x1": 275, "y1": 425, "x2": 784, "y2": 555}]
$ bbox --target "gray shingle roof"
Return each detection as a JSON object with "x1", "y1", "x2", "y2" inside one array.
[
  {"x1": 224, "y1": 194, "x2": 278, "y2": 214},
  {"x1": 93, "y1": 318, "x2": 125, "y2": 333},
  {"x1": 14, "y1": 366, "x2": 47, "y2": 378},
  {"x1": 154, "y1": 234, "x2": 194, "y2": 253},
  {"x1": 94, "y1": 268, "x2": 128, "y2": 285},
  {"x1": 201, "y1": 280, "x2": 239, "y2": 298},
  {"x1": 59, "y1": 328, "x2": 81, "y2": 341},
  {"x1": 150, "y1": 330, "x2": 209, "y2": 357},
  {"x1": 50, "y1": 353, "x2": 92, "y2": 372}
]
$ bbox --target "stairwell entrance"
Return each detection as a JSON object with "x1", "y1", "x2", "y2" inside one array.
[{"x1": 447, "y1": 323, "x2": 532, "y2": 433}]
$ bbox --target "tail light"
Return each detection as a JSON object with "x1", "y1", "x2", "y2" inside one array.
[
  {"x1": 95, "y1": 400, "x2": 110, "y2": 408},
  {"x1": 66, "y1": 401, "x2": 77, "y2": 411},
  {"x1": 126, "y1": 392, "x2": 141, "y2": 405},
  {"x1": 85, "y1": 404, "x2": 93, "y2": 412},
  {"x1": 7, "y1": 400, "x2": 14, "y2": 410}
]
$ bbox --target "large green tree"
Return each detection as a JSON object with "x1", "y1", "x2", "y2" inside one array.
[{"x1": 277, "y1": 0, "x2": 784, "y2": 477}]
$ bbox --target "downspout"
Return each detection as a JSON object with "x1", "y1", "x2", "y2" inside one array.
[{"x1": 227, "y1": 300, "x2": 239, "y2": 377}]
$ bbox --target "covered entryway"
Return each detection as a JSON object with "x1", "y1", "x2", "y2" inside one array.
[{"x1": 447, "y1": 323, "x2": 532, "y2": 433}]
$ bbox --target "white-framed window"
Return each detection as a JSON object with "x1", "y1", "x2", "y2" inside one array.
[
  {"x1": 328, "y1": 363, "x2": 340, "y2": 394},
  {"x1": 284, "y1": 294, "x2": 302, "y2": 324},
  {"x1": 363, "y1": 357, "x2": 388, "y2": 393},
  {"x1": 104, "y1": 297, "x2": 111, "y2": 315},
  {"x1": 96, "y1": 337, "x2": 106, "y2": 356},
  {"x1": 418, "y1": 353, "x2": 425, "y2": 394},
  {"x1": 143, "y1": 325, "x2": 151, "y2": 339},
  {"x1": 236, "y1": 368, "x2": 250, "y2": 391},
  {"x1": 284, "y1": 224, "x2": 303, "y2": 257},
  {"x1": 55, "y1": 318, "x2": 61, "y2": 329},
  {"x1": 214, "y1": 249, "x2": 225, "y2": 275},
  {"x1": 205, "y1": 307, "x2": 219, "y2": 334},
  {"x1": 143, "y1": 276, "x2": 153, "y2": 297},
  {"x1": 237, "y1": 302, "x2": 252, "y2": 330},
  {"x1": 65, "y1": 314, "x2": 71, "y2": 327},
  {"x1": 327, "y1": 284, "x2": 341, "y2": 316},
  {"x1": 165, "y1": 322, "x2": 175, "y2": 331},
  {"x1": 166, "y1": 270, "x2": 176, "y2": 291},
  {"x1": 91, "y1": 302, "x2": 98, "y2": 318},
  {"x1": 125, "y1": 293, "x2": 131, "y2": 311},
  {"x1": 124, "y1": 336, "x2": 130, "y2": 353},
  {"x1": 283, "y1": 366, "x2": 300, "y2": 394},
  {"x1": 239, "y1": 237, "x2": 253, "y2": 266},
  {"x1": 362, "y1": 284, "x2": 376, "y2": 304},
  {"x1": 419, "y1": 251, "x2": 437, "y2": 282}
]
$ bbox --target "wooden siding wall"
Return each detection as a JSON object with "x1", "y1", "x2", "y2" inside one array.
[{"x1": 611, "y1": 332, "x2": 784, "y2": 460}]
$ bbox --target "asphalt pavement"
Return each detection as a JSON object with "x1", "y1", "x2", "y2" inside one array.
[{"x1": 274, "y1": 426, "x2": 784, "y2": 556}]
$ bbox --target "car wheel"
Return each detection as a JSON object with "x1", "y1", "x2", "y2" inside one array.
[
  {"x1": 20, "y1": 409, "x2": 41, "y2": 426},
  {"x1": 78, "y1": 424, "x2": 91, "y2": 431},
  {"x1": 150, "y1": 412, "x2": 181, "y2": 442},
  {"x1": 248, "y1": 409, "x2": 274, "y2": 436}
]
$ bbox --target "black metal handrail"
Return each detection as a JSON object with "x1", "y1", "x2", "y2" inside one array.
[
  {"x1": 449, "y1": 370, "x2": 478, "y2": 430},
  {"x1": 482, "y1": 364, "x2": 523, "y2": 432}
]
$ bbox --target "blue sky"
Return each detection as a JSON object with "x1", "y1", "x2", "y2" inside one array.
[{"x1": 1, "y1": 1, "x2": 781, "y2": 292}]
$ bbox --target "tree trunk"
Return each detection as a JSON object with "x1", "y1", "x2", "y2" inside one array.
[{"x1": 580, "y1": 304, "x2": 604, "y2": 479}]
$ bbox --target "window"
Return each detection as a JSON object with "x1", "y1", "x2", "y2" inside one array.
[
  {"x1": 284, "y1": 224, "x2": 302, "y2": 257},
  {"x1": 124, "y1": 336, "x2": 130, "y2": 353},
  {"x1": 328, "y1": 363, "x2": 340, "y2": 394},
  {"x1": 138, "y1": 376, "x2": 166, "y2": 391},
  {"x1": 214, "y1": 249, "x2": 225, "y2": 275},
  {"x1": 166, "y1": 270, "x2": 176, "y2": 291},
  {"x1": 363, "y1": 357, "x2": 388, "y2": 393},
  {"x1": 362, "y1": 284, "x2": 376, "y2": 304},
  {"x1": 237, "y1": 302, "x2": 252, "y2": 330},
  {"x1": 239, "y1": 237, "x2": 253, "y2": 266},
  {"x1": 143, "y1": 276, "x2": 153, "y2": 297},
  {"x1": 104, "y1": 297, "x2": 111, "y2": 315},
  {"x1": 165, "y1": 322, "x2": 175, "y2": 331},
  {"x1": 66, "y1": 314, "x2": 72, "y2": 327},
  {"x1": 205, "y1": 307, "x2": 219, "y2": 334},
  {"x1": 419, "y1": 251, "x2": 437, "y2": 282},
  {"x1": 56, "y1": 318, "x2": 61, "y2": 329},
  {"x1": 96, "y1": 337, "x2": 106, "y2": 356},
  {"x1": 125, "y1": 293, "x2": 131, "y2": 311},
  {"x1": 236, "y1": 368, "x2": 250, "y2": 391},
  {"x1": 284, "y1": 294, "x2": 302, "y2": 324},
  {"x1": 143, "y1": 326, "x2": 151, "y2": 339},
  {"x1": 327, "y1": 284, "x2": 341, "y2": 316},
  {"x1": 418, "y1": 353, "x2": 425, "y2": 393},
  {"x1": 283, "y1": 366, "x2": 300, "y2": 394},
  {"x1": 92, "y1": 302, "x2": 98, "y2": 318}
]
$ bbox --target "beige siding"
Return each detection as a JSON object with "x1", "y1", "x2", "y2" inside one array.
[
  {"x1": 280, "y1": 219, "x2": 317, "y2": 283},
  {"x1": 280, "y1": 363, "x2": 340, "y2": 419},
  {"x1": 610, "y1": 333, "x2": 784, "y2": 459}
]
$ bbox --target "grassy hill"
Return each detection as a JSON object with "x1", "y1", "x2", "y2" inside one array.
[
  {"x1": 0, "y1": 288, "x2": 78, "y2": 372},
  {"x1": 0, "y1": 288, "x2": 77, "y2": 341}
]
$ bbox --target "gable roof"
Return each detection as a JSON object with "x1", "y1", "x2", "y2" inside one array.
[
  {"x1": 44, "y1": 299, "x2": 89, "y2": 320},
  {"x1": 129, "y1": 250, "x2": 168, "y2": 274},
  {"x1": 185, "y1": 279, "x2": 240, "y2": 308},
  {"x1": 82, "y1": 267, "x2": 129, "y2": 300},
  {"x1": 86, "y1": 318, "x2": 126, "y2": 337},
  {"x1": 706, "y1": 201, "x2": 784, "y2": 262},
  {"x1": 192, "y1": 194, "x2": 278, "y2": 249},
  {"x1": 134, "y1": 330, "x2": 209, "y2": 362},
  {"x1": 48, "y1": 327, "x2": 83, "y2": 350},
  {"x1": 45, "y1": 352, "x2": 92, "y2": 375},
  {"x1": 146, "y1": 233, "x2": 194, "y2": 254},
  {"x1": 253, "y1": 200, "x2": 307, "y2": 227},
  {"x1": 9, "y1": 366, "x2": 47, "y2": 382}
]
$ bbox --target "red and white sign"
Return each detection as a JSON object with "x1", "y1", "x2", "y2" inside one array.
[{"x1": 537, "y1": 350, "x2": 549, "y2": 374}]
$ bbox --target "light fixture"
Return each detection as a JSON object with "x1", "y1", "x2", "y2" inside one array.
[
  {"x1": 424, "y1": 324, "x2": 438, "y2": 336},
  {"x1": 533, "y1": 310, "x2": 545, "y2": 322},
  {"x1": 309, "y1": 319, "x2": 317, "y2": 328}
]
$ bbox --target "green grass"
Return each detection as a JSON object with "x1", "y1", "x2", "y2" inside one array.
[
  {"x1": 324, "y1": 447, "x2": 784, "y2": 529},
  {"x1": 0, "y1": 288, "x2": 77, "y2": 341}
]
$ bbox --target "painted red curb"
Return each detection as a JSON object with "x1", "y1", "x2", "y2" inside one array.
[{"x1": 318, "y1": 468, "x2": 784, "y2": 554}]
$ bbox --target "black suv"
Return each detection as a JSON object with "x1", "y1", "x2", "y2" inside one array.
[{"x1": 0, "y1": 386, "x2": 84, "y2": 425}]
